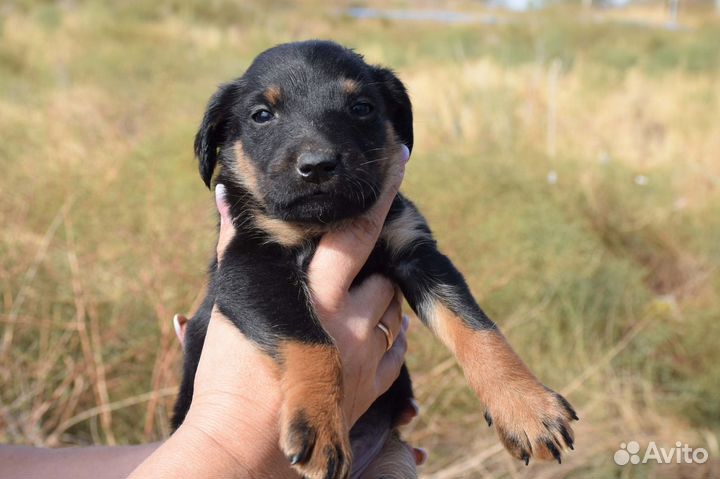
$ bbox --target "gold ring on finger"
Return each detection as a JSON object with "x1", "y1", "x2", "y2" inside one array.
[{"x1": 376, "y1": 321, "x2": 393, "y2": 352}]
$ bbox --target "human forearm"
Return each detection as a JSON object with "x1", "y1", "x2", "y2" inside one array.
[
  {"x1": 128, "y1": 318, "x2": 298, "y2": 479},
  {"x1": 0, "y1": 443, "x2": 159, "y2": 479}
]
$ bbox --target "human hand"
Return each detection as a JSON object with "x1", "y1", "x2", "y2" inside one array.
[
  {"x1": 182, "y1": 145, "x2": 413, "y2": 429},
  {"x1": 152, "y1": 144, "x2": 426, "y2": 478},
  {"x1": 307, "y1": 148, "x2": 410, "y2": 425}
]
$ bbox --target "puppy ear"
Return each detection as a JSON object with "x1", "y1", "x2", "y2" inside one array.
[
  {"x1": 194, "y1": 82, "x2": 239, "y2": 188},
  {"x1": 372, "y1": 67, "x2": 414, "y2": 153}
]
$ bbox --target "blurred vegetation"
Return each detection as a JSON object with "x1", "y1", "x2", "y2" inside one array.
[{"x1": 1, "y1": 1, "x2": 719, "y2": 477}]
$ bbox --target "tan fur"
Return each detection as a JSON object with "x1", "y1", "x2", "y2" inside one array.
[
  {"x1": 254, "y1": 214, "x2": 308, "y2": 247},
  {"x1": 279, "y1": 342, "x2": 351, "y2": 479},
  {"x1": 264, "y1": 85, "x2": 282, "y2": 105},
  {"x1": 381, "y1": 206, "x2": 431, "y2": 257},
  {"x1": 378, "y1": 124, "x2": 430, "y2": 257},
  {"x1": 361, "y1": 430, "x2": 417, "y2": 479},
  {"x1": 341, "y1": 78, "x2": 359, "y2": 94},
  {"x1": 229, "y1": 126, "x2": 410, "y2": 252},
  {"x1": 428, "y1": 302, "x2": 575, "y2": 461},
  {"x1": 230, "y1": 141, "x2": 312, "y2": 247},
  {"x1": 382, "y1": 122, "x2": 402, "y2": 180},
  {"x1": 231, "y1": 141, "x2": 262, "y2": 198}
]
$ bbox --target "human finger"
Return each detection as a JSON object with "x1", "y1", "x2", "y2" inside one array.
[
  {"x1": 173, "y1": 314, "x2": 189, "y2": 347},
  {"x1": 396, "y1": 398, "x2": 420, "y2": 426},
  {"x1": 411, "y1": 447, "x2": 428, "y2": 466},
  {"x1": 375, "y1": 315, "x2": 409, "y2": 393},
  {"x1": 309, "y1": 145, "x2": 409, "y2": 306},
  {"x1": 342, "y1": 275, "x2": 395, "y2": 326},
  {"x1": 214, "y1": 184, "x2": 235, "y2": 261},
  {"x1": 373, "y1": 293, "x2": 403, "y2": 356}
]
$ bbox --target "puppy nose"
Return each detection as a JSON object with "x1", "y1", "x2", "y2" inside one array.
[{"x1": 296, "y1": 152, "x2": 339, "y2": 184}]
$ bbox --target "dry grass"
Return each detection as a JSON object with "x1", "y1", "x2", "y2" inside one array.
[{"x1": 1, "y1": 1, "x2": 719, "y2": 477}]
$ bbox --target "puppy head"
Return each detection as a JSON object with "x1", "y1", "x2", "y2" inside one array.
[{"x1": 194, "y1": 40, "x2": 412, "y2": 225}]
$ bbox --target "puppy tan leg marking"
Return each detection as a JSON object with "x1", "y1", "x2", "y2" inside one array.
[
  {"x1": 279, "y1": 342, "x2": 351, "y2": 479},
  {"x1": 361, "y1": 430, "x2": 417, "y2": 479},
  {"x1": 429, "y1": 302, "x2": 577, "y2": 464}
]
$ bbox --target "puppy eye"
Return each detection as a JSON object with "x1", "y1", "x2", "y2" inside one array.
[
  {"x1": 252, "y1": 109, "x2": 274, "y2": 124},
  {"x1": 350, "y1": 101, "x2": 374, "y2": 118}
]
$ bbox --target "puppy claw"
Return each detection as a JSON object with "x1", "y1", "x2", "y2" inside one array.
[
  {"x1": 484, "y1": 411, "x2": 493, "y2": 427},
  {"x1": 489, "y1": 387, "x2": 576, "y2": 465},
  {"x1": 281, "y1": 409, "x2": 350, "y2": 479},
  {"x1": 554, "y1": 392, "x2": 579, "y2": 421},
  {"x1": 559, "y1": 424, "x2": 574, "y2": 450},
  {"x1": 283, "y1": 413, "x2": 316, "y2": 466},
  {"x1": 545, "y1": 439, "x2": 562, "y2": 464},
  {"x1": 324, "y1": 452, "x2": 337, "y2": 479},
  {"x1": 325, "y1": 445, "x2": 350, "y2": 479}
]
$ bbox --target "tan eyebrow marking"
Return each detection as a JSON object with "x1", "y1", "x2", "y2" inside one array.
[
  {"x1": 263, "y1": 85, "x2": 282, "y2": 105},
  {"x1": 341, "y1": 79, "x2": 359, "y2": 94}
]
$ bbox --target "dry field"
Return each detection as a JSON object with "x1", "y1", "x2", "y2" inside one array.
[{"x1": 1, "y1": 1, "x2": 719, "y2": 477}]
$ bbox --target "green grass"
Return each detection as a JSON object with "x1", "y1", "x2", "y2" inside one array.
[{"x1": 1, "y1": 1, "x2": 719, "y2": 477}]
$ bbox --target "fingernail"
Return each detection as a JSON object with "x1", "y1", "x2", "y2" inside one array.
[
  {"x1": 215, "y1": 184, "x2": 231, "y2": 224},
  {"x1": 400, "y1": 144, "x2": 410, "y2": 164},
  {"x1": 215, "y1": 183, "x2": 226, "y2": 202},
  {"x1": 172, "y1": 314, "x2": 182, "y2": 339},
  {"x1": 401, "y1": 315, "x2": 410, "y2": 331},
  {"x1": 409, "y1": 398, "x2": 420, "y2": 416},
  {"x1": 414, "y1": 447, "x2": 428, "y2": 466}
]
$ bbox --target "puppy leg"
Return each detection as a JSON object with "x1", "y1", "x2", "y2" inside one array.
[
  {"x1": 278, "y1": 341, "x2": 351, "y2": 479},
  {"x1": 213, "y1": 248, "x2": 352, "y2": 479},
  {"x1": 395, "y1": 243, "x2": 577, "y2": 464}
]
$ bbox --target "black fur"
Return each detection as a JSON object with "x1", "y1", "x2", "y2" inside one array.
[{"x1": 174, "y1": 40, "x2": 517, "y2": 478}]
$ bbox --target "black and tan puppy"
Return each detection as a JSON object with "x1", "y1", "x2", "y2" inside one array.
[{"x1": 172, "y1": 40, "x2": 577, "y2": 479}]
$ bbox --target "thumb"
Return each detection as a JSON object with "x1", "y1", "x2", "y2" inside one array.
[{"x1": 309, "y1": 144, "x2": 410, "y2": 306}]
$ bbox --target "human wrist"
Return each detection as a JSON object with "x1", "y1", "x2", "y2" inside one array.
[
  {"x1": 129, "y1": 419, "x2": 297, "y2": 479},
  {"x1": 177, "y1": 400, "x2": 297, "y2": 478},
  {"x1": 173, "y1": 422, "x2": 252, "y2": 478},
  {"x1": 135, "y1": 312, "x2": 296, "y2": 478}
]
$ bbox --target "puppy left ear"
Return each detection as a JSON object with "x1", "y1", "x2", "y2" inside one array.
[
  {"x1": 372, "y1": 67, "x2": 414, "y2": 153},
  {"x1": 194, "y1": 82, "x2": 239, "y2": 189}
]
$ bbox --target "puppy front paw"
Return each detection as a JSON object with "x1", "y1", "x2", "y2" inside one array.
[
  {"x1": 485, "y1": 386, "x2": 578, "y2": 465},
  {"x1": 277, "y1": 342, "x2": 350, "y2": 478},
  {"x1": 281, "y1": 405, "x2": 351, "y2": 479}
]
